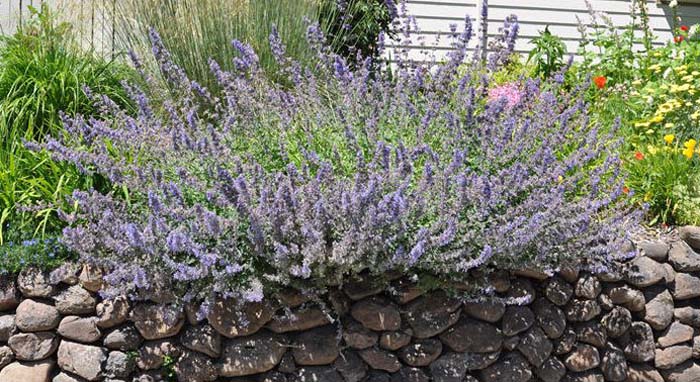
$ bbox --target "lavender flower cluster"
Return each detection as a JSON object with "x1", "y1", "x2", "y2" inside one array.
[{"x1": 37, "y1": 16, "x2": 640, "y2": 306}]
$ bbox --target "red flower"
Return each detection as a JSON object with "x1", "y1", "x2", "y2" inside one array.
[
  {"x1": 622, "y1": 186, "x2": 630, "y2": 194},
  {"x1": 681, "y1": 25, "x2": 689, "y2": 32},
  {"x1": 635, "y1": 151, "x2": 645, "y2": 160},
  {"x1": 593, "y1": 76, "x2": 607, "y2": 89},
  {"x1": 675, "y1": 35, "x2": 685, "y2": 43}
]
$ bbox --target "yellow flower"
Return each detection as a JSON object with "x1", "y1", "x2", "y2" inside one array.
[
  {"x1": 683, "y1": 75, "x2": 694, "y2": 82},
  {"x1": 647, "y1": 145, "x2": 659, "y2": 155},
  {"x1": 649, "y1": 114, "x2": 665, "y2": 123},
  {"x1": 682, "y1": 139, "x2": 697, "y2": 159},
  {"x1": 557, "y1": 175, "x2": 563, "y2": 183},
  {"x1": 632, "y1": 79, "x2": 642, "y2": 86},
  {"x1": 693, "y1": 71, "x2": 700, "y2": 76},
  {"x1": 664, "y1": 134, "x2": 675, "y2": 144},
  {"x1": 635, "y1": 122, "x2": 651, "y2": 128},
  {"x1": 665, "y1": 123, "x2": 675, "y2": 128},
  {"x1": 644, "y1": 192, "x2": 652, "y2": 202},
  {"x1": 692, "y1": 111, "x2": 700, "y2": 120}
]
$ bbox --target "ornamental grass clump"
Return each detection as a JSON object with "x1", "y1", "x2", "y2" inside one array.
[{"x1": 37, "y1": 17, "x2": 640, "y2": 306}]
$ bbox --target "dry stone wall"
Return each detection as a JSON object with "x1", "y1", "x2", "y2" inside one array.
[{"x1": 2, "y1": 227, "x2": 700, "y2": 381}]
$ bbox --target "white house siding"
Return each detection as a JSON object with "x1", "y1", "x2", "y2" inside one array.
[{"x1": 390, "y1": 0, "x2": 700, "y2": 61}]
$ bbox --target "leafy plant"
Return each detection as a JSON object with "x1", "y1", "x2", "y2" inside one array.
[
  {"x1": 0, "y1": 4, "x2": 131, "y2": 252},
  {"x1": 39, "y1": 17, "x2": 640, "y2": 308},
  {"x1": 527, "y1": 26, "x2": 566, "y2": 78}
]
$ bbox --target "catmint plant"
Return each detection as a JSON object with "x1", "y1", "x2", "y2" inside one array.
[{"x1": 36, "y1": 15, "x2": 640, "y2": 309}]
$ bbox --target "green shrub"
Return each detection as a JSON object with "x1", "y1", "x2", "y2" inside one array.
[{"x1": 0, "y1": 5, "x2": 132, "y2": 248}]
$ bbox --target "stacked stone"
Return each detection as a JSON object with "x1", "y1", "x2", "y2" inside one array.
[{"x1": 0, "y1": 227, "x2": 699, "y2": 381}]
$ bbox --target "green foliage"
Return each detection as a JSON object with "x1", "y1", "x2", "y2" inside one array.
[
  {"x1": 0, "y1": 234, "x2": 71, "y2": 275},
  {"x1": 114, "y1": 0, "x2": 321, "y2": 88},
  {"x1": 527, "y1": 26, "x2": 566, "y2": 78},
  {"x1": 0, "y1": 5, "x2": 131, "y2": 250},
  {"x1": 673, "y1": 172, "x2": 700, "y2": 225}
]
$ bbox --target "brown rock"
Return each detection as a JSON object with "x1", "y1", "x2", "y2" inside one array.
[
  {"x1": 517, "y1": 326, "x2": 552, "y2": 367},
  {"x1": 655, "y1": 345, "x2": 692, "y2": 369},
  {"x1": 675, "y1": 307, "x2": 700, "y2": 326},
  {"x1": 350, "y1": 297, "x2": 401, "y2": 331},
  {"x1": 639, "y1": 240, "x2": 670, "y2": 261},
  {"x1": 535, "y1": 356, "x2": 566, "y2": 382},
  {"x1": 576, "y1": 322, "x2": 607, "y2": 348},
  {"x1": 0, "y1": 346, "x2": 13, "y2": 369},
  {"x1": 8, "y1": 332, "x2": 58, "y2": 361},
  {"x1": 379, "y1": 331, "x2": 411, "y2": 351},
  {"x1": 554, "y1": 328, "x2": 577, "y2": 355},
  {"x1": 103, "y1": 325, "x2": 143, "y2": 351},
  {"x1": 398, "y1": 339, "x2": 442, "y2": 367},
  {"x1": 565, "y1": 344, "x2": 600, "y2": 372},
  {"x1": 267, "y1": 306, "x2": 330, "y2": 333},
  {"x1": 130, "y1": 303, "x2": 184, "y2": 340},
  {"x1": 643, "y1": 288, "x2": 674, "y2": 330},
  {"x1": 661, "y1": 360, "x2": 700, "y2": 382},
  {"x1": 358, "y1": 348, "x2": 401, "y2": 373},
  {"x1": 502, "y1": 306, "x2": 534, "y2": 336},
  {"x1": 136, "y1": 339, "x2": 180, "y2": 370},
  {"x1": 534, "y1": 298, "x2": 566, "y2": 339},
  {"x1": 0, "y1": 315, "x2": 16, "y2": 342},
  {"x1": 440, "y1": 318, "x2": 502, "y2": 353},
  {"x1": 292, "y1": 325, "x2": 339, "y2": 366},
  {"x1": 78, "y1": 264, "x2": 105, "y2": 293},
  {"x1": 545, "y1": 278, "x2": 573, "y2": 306},
  {"x1": 218, "y1": 331, "x2": 287, "y2": 377},
  {"x1": 181, "y1": 324, "x2": 221, "y2": 358},
  {"x1": 658, "y1": 321, "x2": 694, "y2": 348},
  {"x1": 0, "y1": 360, "x2": 54, "y2": 382},
  {"x1": 622, "y1": 322, "x2": 655, "y2": 363},
  {"x1": 15, "y1": 300, "x2": 60, "y2": 332},
  {"x1": 96, "y1": 296, "x2": 129, "y2": 329},
  {"x1": 174, "y1": 350, "x2": 217, "y2": 382},
  {"x1": 17, "y1": 268, "x2": 55, "y2": 298},
  {"x1": 575, "y1": 274, "x2": 602, "y2": 299},
  {"x1": 207, "y1": 299, "x2": 274, "y2": 338},
  {"x1": 53, "y1": 285, "x2": 96, "y2": 315},
  {"x1": 463, "y1": 298, "x2": 506, "y2": 323},
  {"x1": 57, "y1": 341, "x2": 107, "y2": 381},
  {"x1": 669, "y1": 241, "x2": 700, "y2": 272},
  {"x1": 679, "y1": 226, "x2": 700, "y2": 250},
  {"x1": 601, "y1": 306, "x2": 631, "y2": 338},
  {"x1": 625, "y1": 363, "x2": 664, "y2": 382},
  {"x1": 601, "y1": 345, "x2": 627, "y2": 382},
  {"x1": 404, "y1": 292, "x2": 461, "y2": 338},
  {"x1": 479, "y1": 352, "x2": 532, "y2": 382},
  {"x1": 565, "y1": 299, "x2": 601, "y2": 322},
  {"x1": 673, "y1": 273, "x2": 700, "y2": 300},
  {"x1": 342, "y1": 321, "x2": 377, "y2": 349},
  {"x1": 335, "y1": 350, "x2": 368, "y2": 382},
  {"x1": 625, "y1": 256, "x2": 664, "y2": 287},
  {"x1": 607, "y1": 286, "x2": 645, "y2": 312},
  {"x1": 0, "y1": 281, "x2": 19, "y2": 312},
  {"x1": 57, "y1": 316, "x2": 101, "y2": 343}
]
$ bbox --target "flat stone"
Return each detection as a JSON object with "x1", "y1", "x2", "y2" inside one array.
[
  {"x1": 379, "y1": 331, "x2": 412, "y2": 351},
  {"x1": 343, "y1": 276, "x2": 384, "y2": 300},
  {"x1": 15, "y1": 300, "x2": 60, "y2": 332},
  {"x1": 58, "y1": 316, "x2": 101, "y2": 343},
  {"x1": 95, "y1": 296, "x2": 129, "y2": 329},
  {"x1": 679, "y1": 226, "x2": 700, "y2": 250},
  {"x1": 0, "y1": 281, "x2": 19, "y2": 312},
  {"x1": 625, "y1": 363, "x2": 664, "y2": 382},
  {"x1": 601, "y1": 345, "x2": 627, "y2": 382},
  {"x1": 135, "y1": 339, "x2": 180, "y2": 370},
  {"x1": 655, "y1": 345, "x2": 692, "y2": 369},
  {"x1": 0, "y1": 315, "x2": 16, "y2": 342},
  {"x1": 565, "y1": 344, "x2": 600, "y2": 372},
  {"x1": 576, "y1": 322, "x2": 607, "y2": 348},
  {"x1": 575, "y1": 274, "x2": 601, "y2": 299},
  {"x1": 535, "y1": 357, "x2": 566, "y2": 382},
  {"x1": 639, "y1": 241, "x2": 670, "y2": 261},
  {"x1": 103, "y1": 325, "x2": 143, "y2": 351},
  {"x1": 17, "y1": 268, "x2": 55, "y2": 298},
  {"x1": 601, "y1": 306, "x2": 631, "y2": 338},
  {"x1": 217, "y1": 331, "x2": 287, "y2": 377},
  {"x1": 0, "y1": 346, "x2": 13, "y2": 369},
  {"x1": 0, "y1": 360, "x2": 54, "y2": 382},
  {"x1": 661, "y1": 360, "x2": 700, "y2": 382},
  {"x1": 398, "y1": 339, "x2": 442, "y2": 367},
  {"x1": 622, "y1": 322, "x2": 655, "y2": 362},
  {"x1": 643, "y1": 288, "x2": 674, "y2": 330},
  {"x1": 8, "y1": 332, "x2": 58, "y2": 361},
  {"x1": 174, "y1": 350, "x2": 216, "y2": 382},
  {"x1": 130, "y1": 303, "x2": 184, "y2": 340},
  {"x1": 105, "y1": 350, "x2": 136, "y2": 379},
  {"x1": 479, "y1": 352, "x2": 532, "y2": 382},
  {"x1": 334, "y1": 351, "x2": 368, "y2": 382},
  {"x1": 517, "y1": 326, "x2": 552, "y2": 367},
  {"x1": 207, "y1": 299, "x2": 274, "y2": 338},
  {"x1": 675, "y1": 307, "x2": 700, "y2": 326},
  {"x1": 181, "y1": 324, "x2": 221, "y2": 358},
  {"x1": 514, "y1": 268, "x2": 550, "y2": 280},
  {"x1": 292, "y1": 325, "x2": 339, "y2": 366},
  {"x1": 404, "y1": 292, "x2": 461, "y2": 338},
  {"x1": 57, "y1": 341, "x2": 107, "y2": 381},
  {"x1": 440, "y1": 318, "x2": 502, "y2": 353},
  {"x1": 607, "y1": 286, "x2": 645, "y2": 312},
  {"x1": 673, "y1": 273, "x2": 700, "y2": 300},
  {"x1": 545, "y1": 278, "x2": 573, "y2": 306},
  {"x1": 342, "y1": 321, "x2": 377, "y2": 349},
  {"x1": 625, "y1": 256, "x2": 664, "y2": 287},
  {"x1": 565, "y1": 299, "x2": 601, "y2": 322},
  {"x1": 351, "y1": 297, "x2": 401, "y2": 331},
  {"x1": 669, "y1": 241, "x2": 700, "y2": 272},
  {"x1": 358, "y1": 348, "x2": 401, "y2": 372},
  {"x1": 53, "y1": 286, "x2": 96, "y2": 315},
  {"x1": 463, "y1": 298, "x2": 505, "y2": 323},
  {"x1": 533, "y1": 299, "x2": 566, "y2": 339},
  {"x1": 502, "y1": 306, "x2": 534, "y2": 336},
  {"x1": 267, "y1": 307, "x2": 330, "y2": 333},
  {"x1": 659, "y1": 321, "x2": 694, "y2": 348}
]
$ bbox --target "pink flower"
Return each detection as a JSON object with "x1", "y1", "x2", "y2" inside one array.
[{"x1": 488, "y1": 83, "x2": 522, "y2": 108}]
